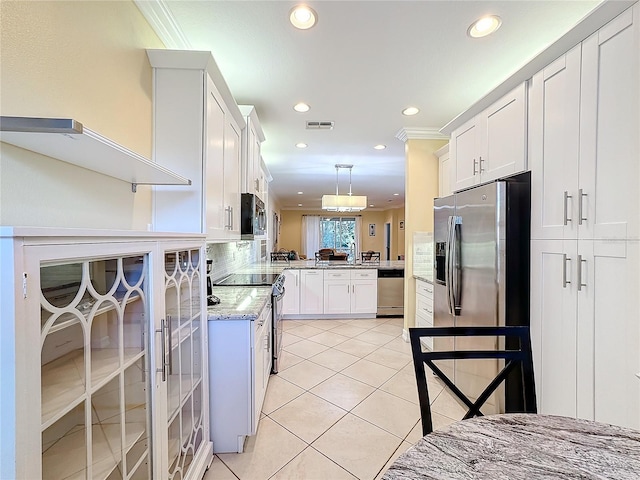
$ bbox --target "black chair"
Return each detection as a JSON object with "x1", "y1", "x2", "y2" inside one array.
[{"x1": 409, "y1": 326, "x2": 537, "y2": 435}]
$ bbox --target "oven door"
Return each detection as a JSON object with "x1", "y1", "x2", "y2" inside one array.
[{"x1": 271, "y1": 285, "x2": 284, "y2": 373}]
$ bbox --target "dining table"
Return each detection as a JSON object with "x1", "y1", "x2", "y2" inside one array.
[{"x1": 382, "y1": 413, "x2": 640, "y2": 479}]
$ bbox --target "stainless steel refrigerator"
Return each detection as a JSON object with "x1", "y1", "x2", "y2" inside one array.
[{"x1": 433, "y1": 172, "x2": 530, "y2": 414}]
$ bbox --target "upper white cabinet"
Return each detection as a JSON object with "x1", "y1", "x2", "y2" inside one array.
[
  {"x1": 450, "y1": 83, "x2": 527, "y2": 192},
  {"x1": 529, "y1": 45, "x2": 582, "y2": 240},
  {"x1": 436, "y1": 144, "x2": 451, "y2": 198},
  {"x1": 530, "y1": 7, "x2": 639, "y2": 242},
  {"x1": 147, "y1": 50, "x2": 245, "y2": 241},
  {"x1": 239, "y1": 106, "x2": 266, "y2": 201},
  {"x1": 578, "y1": 8, "x2": 639, "y2": 242}
]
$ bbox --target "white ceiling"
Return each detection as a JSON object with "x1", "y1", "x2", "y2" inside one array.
[{"x1": 141, "y1": 0, "x2": 601, "y2": 210}]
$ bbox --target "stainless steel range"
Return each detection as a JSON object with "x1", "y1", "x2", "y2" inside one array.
[{"x1": 215, "y1": 272, "x2": 285, "y2": 373}]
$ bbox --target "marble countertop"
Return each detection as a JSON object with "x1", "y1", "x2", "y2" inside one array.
[
  {"x1": 206, "y1": 285, "x2": 271, "y2": 322},
  {"x1": 383, "y1": 413, "x2": 640, "y2": 479}
]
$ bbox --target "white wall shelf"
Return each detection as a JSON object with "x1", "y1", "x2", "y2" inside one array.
[{"x1": 0, "y1": 116, "x2": 191, "y2": 192}]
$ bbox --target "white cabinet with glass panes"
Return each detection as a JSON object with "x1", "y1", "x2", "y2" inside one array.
[{"x1": 0, "y1": 229, "x2": 211, "y2": 480}]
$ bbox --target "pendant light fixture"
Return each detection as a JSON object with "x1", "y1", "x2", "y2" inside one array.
[{"x1": 321, "y1": 164, "x2": 367, "y2": 212}]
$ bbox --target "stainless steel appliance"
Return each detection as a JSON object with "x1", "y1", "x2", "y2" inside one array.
[
  {"x1": 215, "y1": 272, "x2": 285, "y2": 373},
  {"x1": 241, "y1": 193, "x2": 266, "y2": 239},
  {"x1": 377, "y1": 268, "x2": 404, "y2": 316},
  {"x1": 433, "y1": 172, "x2": 530, "y2": 413}
]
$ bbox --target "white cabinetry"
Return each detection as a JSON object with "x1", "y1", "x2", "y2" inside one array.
[
  {"x1": 415, "y1": 279, "x2": 434, "y2": 349},
  {"x1": 321, "y1": 269, "x2": 378, "y2": 316},
  {"x1": 450, "y1": 83, "x2": 527, "y2": 192},
  {"x1": 282, "y1": 269, "x2": 300, "y2": 316},
  {"x1": 436, "y1": 144, "x2": 451, "y2": 198},
  {"x1": 239, "y1": 106, "x2": 266, "y2": 201},
  {"x1": 0, "y1": 229, "x2": 211, "y2": 480},
  {"x1": 147, "y1": 50, "x2": 245, "y2": 241},
  {"x1": 529, "y1": 6, "x2": 640, "y2": 430},
  {"x1": 323, "y1": 270, "x2": 352, "y2": 315},
  {"x1": 208, "y1": 300, "x2": 271, "y2": 453},
  {"x1": 350, "y1": 269, "x2": 378, "y2": 314},
  {"x1": 300, "y1": 269, "x2": 324, "y2": 315}
]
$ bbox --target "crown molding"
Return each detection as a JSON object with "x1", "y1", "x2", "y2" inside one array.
[
  {"x1": 395, "y1": 127, "x2": 448, "y2": 143},
  {"x1": 134, "y1": 0, "x2": 191, "y2": 49}
]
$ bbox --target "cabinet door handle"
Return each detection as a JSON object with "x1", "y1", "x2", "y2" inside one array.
[
  {"x1": 156, "y1": 318, "x2": 167, "y2": 382},
  {"x1": 563, "y1": 191, "x2": 572, "y2": 225},
  {"x1": 473, "y1": 159, "x2": 478, "y2": 176},
  {"x1": 578, "y1": 189, "x2": 587, "y2": 225},
  {"x1": 479, "y1": 156, "x2": 485, "y2": 173},
  {"x1": 166, "y1": 315, "x2": 173, "y2": 376},
  {"x1": 562, "y1": 254, "x2": 571, "y2": 288},
  {"x1": 352, "y1": 284, "x2": 355, "y2": 293},
  {"x1": 577, "y1": 255, "x2": 587, "y2": 291}
]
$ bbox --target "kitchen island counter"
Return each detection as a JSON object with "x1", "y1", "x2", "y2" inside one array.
[{"x1": 231, "y1": 259, "x2": 405, "y2": 274}]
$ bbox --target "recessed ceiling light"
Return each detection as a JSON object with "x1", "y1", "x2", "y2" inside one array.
[
  {"x1": 297, "y1": 191, "x2": 303, "y2": 195},
  {"x1": 468, "y1": 15, "x2": 502, "y2": 38},
  {"x1": 374, "y1": 144, "x2": 386, "y2": 150},
  {"x1": 290, "y1": 5, "x2": 317, "y2": 30},
  {"x1": 293, "y1": 102, "x2": 310, "y2": 113},
  {"x1": 369, "y1": 204, "x2": 374, "y2": 207},
  {"x1": 393, "y1": 193, "x2": 400, "y2": 196},
  {"x1": 402, "y1": 107, "x2": 419, "y2": 116},
  {"x1": 298, "y1": 203, "x2": 303, "y2": 207},
  {"x1": 296, "y1": 142, "x2": 308, "y2": 148}
]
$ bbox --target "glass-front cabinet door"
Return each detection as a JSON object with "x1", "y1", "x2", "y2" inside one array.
[
  {"x1": 161, "y1": 248, "x2": 206, "y2": 480},
  {"x1": 40, "y1": 253, "x2": 152, "y2": 480}
]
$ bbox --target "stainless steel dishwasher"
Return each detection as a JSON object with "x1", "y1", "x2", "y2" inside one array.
[{"x1": 377, "y1": 268, "x2": 404, "y2": 316}]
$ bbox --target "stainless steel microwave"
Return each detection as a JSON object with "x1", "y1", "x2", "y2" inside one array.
[{"x1": 241, "y1": 193, "x2": 266, "y2": 238}]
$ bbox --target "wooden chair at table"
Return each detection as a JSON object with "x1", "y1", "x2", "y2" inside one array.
[{"x1": 409, "y1": 326, "x2": 537, "y2": 435}]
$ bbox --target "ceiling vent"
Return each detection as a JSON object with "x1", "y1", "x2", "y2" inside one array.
[{"x1": 306, "y1": 121, "x2": 334, "y2": 130}]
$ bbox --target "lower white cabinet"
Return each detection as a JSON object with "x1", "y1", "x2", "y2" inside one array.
[
  {"x1": 208, "y1": 301, "x2": 272, "y2": 453},
  {"x1": 323, "y1": 269, "x2": 377, "y2": 315},
  {"x1": 299, "y1": 269, "x2": 324, "y2": 315},
  {"x1": 414, "y1": 279, "x2": 434, "y2": 349},
  {"x1": 282, "y1": 269, "x2": 300, "y2": 315},
  {"x1": 530, "y1": 239, "x2": 640, "y2": 429},
  {"x1": 0, "y1": 229, "x2": 211, "y2": 480}
]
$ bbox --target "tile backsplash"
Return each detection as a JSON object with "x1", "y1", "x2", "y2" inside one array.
[
  {"x1": 413, "y1": 231, "x2": 433, "y2": 281},
  {"x1": 206, "y1": 241, "x2": 258, "y2": 282}
]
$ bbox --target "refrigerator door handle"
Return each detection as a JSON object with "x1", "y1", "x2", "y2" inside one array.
[
  {"x1": 451, "y1": 216, "x2": 462, "y2": 315},
  {"x1": 445, "y1": 216, "x2": 454, "y2": 315}
]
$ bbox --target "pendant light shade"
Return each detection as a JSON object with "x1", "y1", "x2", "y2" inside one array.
[{"x1": 321, "y1": 164, "x2": 367, "y2": 212}]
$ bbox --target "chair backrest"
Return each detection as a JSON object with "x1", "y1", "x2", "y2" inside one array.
[
  {"x1": 409, "y1": 326, "x2": 537, "y2": 436},
  {"x1": 316, "y1": 248, "x2": 333, "y2": 260},
  {"x1": 361, "y1": 251, "x2": 381, "y2": 263}
]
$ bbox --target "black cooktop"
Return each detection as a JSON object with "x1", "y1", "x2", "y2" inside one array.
[{"x1": 216, "y1": 273, "x2": 281, "y2": 286}]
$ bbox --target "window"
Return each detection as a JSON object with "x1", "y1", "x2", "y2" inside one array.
[{"x1": 320, "y1": 217, "x2": 356, "y2": 259}]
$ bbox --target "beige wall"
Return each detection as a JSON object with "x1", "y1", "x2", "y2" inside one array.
[
  {"x1": 279, "y1": 208, "x2": 404, "y2": 257},
  {"x1": 403, "y1": 138, "x2": 447, "y2": 330},
  {"x1": 0, "y1": 1, "x2": 164, "y2": 229}
]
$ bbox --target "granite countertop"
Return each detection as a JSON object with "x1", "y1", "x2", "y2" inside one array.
[
  {"x1": 234, "y1": 259, "x2": 405, "y2": 272},
  {"x1": 206, "y1": 285, "x2": 271, "y2": 321},
  {"x1": 382, "y1": 413, "x2": 640, "y2": 479},
  {"x1": 413, "y1": 274, "x2": 433, "y2": 284}
]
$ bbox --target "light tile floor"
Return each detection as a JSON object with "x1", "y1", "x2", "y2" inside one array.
[{"x1": 204, "y1": 317, "x2": 461, "y2": 480}]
